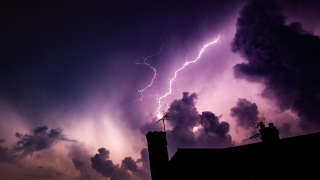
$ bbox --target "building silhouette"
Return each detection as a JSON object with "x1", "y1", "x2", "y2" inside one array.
[
  {"x1": 146, "y1": 130, "x2": 320, "y2": 179},
  {"x1": 146, "y1": 131, "x2": 169, "y2": 180}
]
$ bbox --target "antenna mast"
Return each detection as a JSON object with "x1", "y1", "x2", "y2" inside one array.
[{"x1": 157, "y1": 113, "x2": 168, "y2": 132}]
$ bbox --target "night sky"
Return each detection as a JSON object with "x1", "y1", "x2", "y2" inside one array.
[{"x1": 1, "y1": 0, "x2": 320, "y2": 179}]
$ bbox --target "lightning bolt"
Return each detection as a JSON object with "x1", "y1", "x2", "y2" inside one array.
[
  {"x1": 156, "y1": 35, "x2": 220, "y2": 119},
  {"x1": 136, "y1": 45, "x2": 163, "y2": 101},
  {"x1": 136, "y1": 56, "x2": 158, "y2": 101}
]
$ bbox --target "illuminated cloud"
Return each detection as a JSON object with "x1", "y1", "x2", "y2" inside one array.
[{"x1": 232, "y1": 0, "x2": 320, "y2": 131}]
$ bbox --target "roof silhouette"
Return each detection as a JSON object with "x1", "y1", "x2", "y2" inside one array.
[{"x1": 147, "y1": 131, "x2": 320, "y2": 180}]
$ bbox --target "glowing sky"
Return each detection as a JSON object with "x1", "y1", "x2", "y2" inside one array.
[{"x1": 1, "y1": 0, "x2": 320, "y2": 179}]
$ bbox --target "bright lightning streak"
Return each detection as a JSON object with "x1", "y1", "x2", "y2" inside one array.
[
  {"x1": 156, "y1": 35, "x2": 220, "y2": 119},
  {"x1": 136, "y1": 56, "x2": 158, "y2": 101},
  {"x1": 136, "y1": 45, "x2": 163, "y2": 101}
]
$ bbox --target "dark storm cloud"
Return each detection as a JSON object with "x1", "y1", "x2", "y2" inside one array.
[
  {"x1": 168, "y1": 92, "x2": 199, "y2": 129},
  {"x1": 91, "y1": 147, "x2": 150, "y2": 180},
  {"x1": 69, "y1": 144, "x2": 96, "y2": 180},
  {"x1": 13, "y1": 126, "x2": 74, "y2": 156},
  {"x1": 165, "y1": 92, "x2": 199, "y2": 149},
  {"x1": 0, "y1": 126, "x2": 85, "y2": 179},
  {"x1": 120, "y1": 148, "x2": 150, "y2": 180},
  {"x1": 91, "y1": 148, "x2": 120, "y2": 178},
  {"x1": 144, "y1": 92, "x2": 233, "y2": 154},
  {"x1": 0, "y1": 126, "x2": 75, "y2": 165},
  {"x1": 198, "y1": 111, "x2": 232, "y2": 146},
  {"x1": 230, "y1": 98, "x2": 259, "y2": 128},
  {"x1": 232, "y1": 0, "x2": 320, "y2": 130},
  {"x1": 122, "y1": 157, "x2": 138, "y2": 172}
]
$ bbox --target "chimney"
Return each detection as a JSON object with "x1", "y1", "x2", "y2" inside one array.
[{"x1": 146, "y1": 131, "x2": 169, "y2": 180}]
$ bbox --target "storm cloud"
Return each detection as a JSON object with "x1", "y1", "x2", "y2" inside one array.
[
  {"x1": 122, "y1": 149, "x2": 150, "y2": 180},
  {"x1": 69, "y1": 144, "x2": 99, "y2": 180},
  {"x1": 231, "y1": 98, "x2": 260, "y2": 129},
  {"x1": 2, "y1": 0, "x2": 320, "y2": 178},
  {"x1": 146, "y1": 92, "x2": 234, "y2": 153},
  {"x1": 91, "y1": 147, "x2": 150, "y2": 180},
  {"x1": 232, "y1": 0, "x2": 320, "y2": 131},
  {"x1": 14, "y1": 126, "x2": 73, "y2": 157},
  {"x1": 198, "y1": 111, "x2": 232, "y2": 146}
]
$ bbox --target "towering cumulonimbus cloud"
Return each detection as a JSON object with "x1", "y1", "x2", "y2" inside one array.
[
  {"x1": 166, "y1": 92, "x2": 200, "y2": 148},
  {"x1": 161, "y1": 92, "x2": 233, "y2": 153},
  {"x1": 232, "y1": 0, "x2": 320, "y2": 130},
  {"x1": 91, "y1": 147, "x2": 150, "y2": 180},
  {"x1": 230, "y1": 98, "x2": 260, "y2": 129},
  {"x1": 13, "y1": 126, "x2": 73, "y2": 156}
]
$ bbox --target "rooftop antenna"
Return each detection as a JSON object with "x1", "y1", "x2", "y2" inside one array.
[{"x1": 156, "y1": 113, "x2": 168, "y2": 132}]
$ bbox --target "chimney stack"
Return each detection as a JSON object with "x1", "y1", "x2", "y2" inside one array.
[{"x1": 146, "y1": 131, "x2": 169, "y2": 180}]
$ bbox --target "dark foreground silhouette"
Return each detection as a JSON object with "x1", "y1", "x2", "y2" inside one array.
[{"x1": 146, "y1": 125, "x2": 320, "y2": 180}]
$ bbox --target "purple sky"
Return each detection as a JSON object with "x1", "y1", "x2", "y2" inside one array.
[{"x1": 1, "y1": 0, "x2": 320, "y2": 179}]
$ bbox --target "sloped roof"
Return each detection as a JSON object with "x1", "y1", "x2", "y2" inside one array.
[{"x1": 167, "y1": 132, "x2": 320, "y2": 179}]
